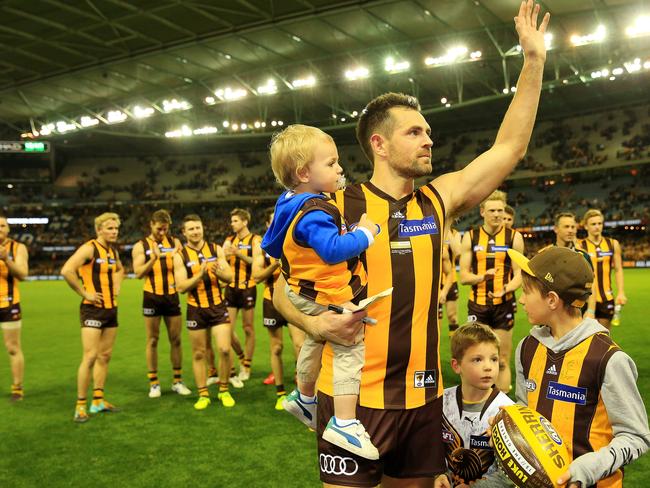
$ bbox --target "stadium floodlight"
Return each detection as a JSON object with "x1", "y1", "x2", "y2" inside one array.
[
  {"x1": 291, "y1": 75, "x2": 316, "y2": 89},
  {"x1": 232, "y1": 123, "x2": 239, "y2": 131},
  {"x1": 56, "y1": 120, "x2": 77, "y2": 133},
  {"x1": 214, "y1": 87, "x2": 247, "y2": 101},
  {"x1": 204, "y1": 96, "x2": 216, "y2": 105},
  {"x1": 222, "y1": 121, "x2": 230, "y2": 128},
  {"x1": 510, "y1": 86, "x2": 517, "y2": 92},
  {"x1": 254, "y1": 121, "x2": 261, "y2": 128},
  {"x1": 40, "y1": 123, "x2": 54, "y2": 136},
  {"x1": 80, "y1": 116, "x2": 99, "y2": 127},
  {"x1": 193, "y1": 126, "x2": 218, "y2": 135},
  {"x1": 612, "y1": 67, "x2": 624, "y2": 75},
  {"x1": 106, "y1": 110, "x2": 128, "y2": 124},
  {"x1": 425, "y1": 46, "x2": 468, "y2": 66},
  {"x1": 241, "y1": 123, "x2": 248, "y2": 130},
  {"x1": 626, "y1": 16, "x2": 650, "y2": 37},
  {"x1": 502, "y1": 88, "x2": 509, "y2": 94},
  {"x1": 440, "y1": 97, "x2": 448, "y2": 104},
  {"x1": 261, "y1": 122, "x2": 267, "y2": 128},
  {"x1": 544, "y1": 33, "x2": 553, "y2": 49},
  {"x1": 385, "y1": 56, "x2": 410, "y2": 73},
  {"x1": 470, "y1": 50, "x2": 482, "y2": 60},
  {"x1": 445, "y1": 103, "x2": 451, "y2": 108},
  {"x1": 257, "y1": 79, "x2": 277, "y2": 95},
  {"x1": 278, "y1": 120, "x2": 284, "y2": 126},
  {"x1": 570, "y1": 25, "x2": 606, "y2": 46},
  {"x1": 644, "y1": 61, "x2": 650, "y2": 69},
  {"x1": 133, "y1": 105, "x2": 154, "y2": 118},
  {"x1": 344, "y1": 67, "x2": 369, "y2": 80},
  {"x1": 162, "y1": 99, "x2": 191, "y2": 112},
  {"x1": 624, "y1": 58, "x2": 642, "y2": 73},
  {"x1": 271, "y1": 120, "x2": 277, "y2": 126},
  {"x1": 351, "y1": 110, "x2": 358, "y2": 117}
]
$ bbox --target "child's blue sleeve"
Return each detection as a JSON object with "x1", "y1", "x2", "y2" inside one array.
[{"x1": 294, "y1": 210, "x2": 372, "y2": 264}]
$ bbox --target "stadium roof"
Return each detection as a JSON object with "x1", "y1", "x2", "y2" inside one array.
[{"x1": 1, "y1": 0, "x2": 649, "y2": 154}]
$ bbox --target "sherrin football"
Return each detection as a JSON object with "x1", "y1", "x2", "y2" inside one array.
[{"x1": 491, "y1": 404, "x2": 570, "y2": 488}]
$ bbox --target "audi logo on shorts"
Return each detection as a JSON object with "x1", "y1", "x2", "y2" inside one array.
[
  {"x1": 263, "y1": 318, "x2": 277, "y2": 326},
  {"x1": 186, "y1": 320, "x2": 198, "y2": 328},
  {"x1": 143, "y1": 308, "x2": 156, "y2": 316},
  {"x1": 84, "y1": 319, "x2": 102, "y2": 328},
  {"x1": 319, "y1": 454, "x2": 359, "y2": 476}
]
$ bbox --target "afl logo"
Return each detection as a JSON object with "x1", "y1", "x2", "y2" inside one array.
[
  {"x1": 319, "y1": 454, "x2": 359, "y2": 476},
  {"x1": 525, "y1": 378, "x2": 537, "y2": 392}
]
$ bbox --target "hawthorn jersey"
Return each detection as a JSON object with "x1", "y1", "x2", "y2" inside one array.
[
  {"x1": 140, "y1": 235, "x2": 177, "y2": 295},
  {"x1": 281, "y1": 197, "x2": 366, "y2": 305},
  {"x1": 520, "y1": 333, "x2": 623, "y2": 487},
  {"x1": 79, "y1": 240, "x2": 119, "y2": 309},
  {"x1": 318, "y1": 182, "x2": 445, "y2": 410},
  {"x1": 180, "y1": 241, "x2": 224, "y2": 308},
  {"x1": 0, "y1": 239, "x2": 20, "y2": 308},
  {"x1": 578, "y1": 238, "x2": 615, "y2": 303},
  {"x1": 468, "y1": 226, "x2": 515, "y2": 306},
  {"x1": 442, "y1": 386, "x2": 513, "y2": 485},
  {"x1": 225, "y1": 233, "x2": 261, "y2": 290},
  {"x1": 263, "y1": 252, "x2": 281, "y2": 301}
]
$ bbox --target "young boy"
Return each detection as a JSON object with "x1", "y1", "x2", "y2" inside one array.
[
  {"x1": 442, "y1": 322, "x2": 514, "y2": 486},
  {"x1": 509, "y1": 246, "x2": 650, "y2": 487},
  {"x1": 262, "y1": 124, "x2": 380, "y2": 460}
]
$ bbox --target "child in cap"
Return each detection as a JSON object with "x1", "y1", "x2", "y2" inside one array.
[{"x1": 509, "y1": 246, "x2": 649, "y2": 487}]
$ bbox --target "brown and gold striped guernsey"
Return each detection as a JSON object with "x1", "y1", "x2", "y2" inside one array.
[
  {"x1": 0, "y1": 239, "x2": 20, "y2": 308},
  {"x1": 520, "y1": 333, "x2": 623, "y2": 487},
  {"x1": 262, "y1": 252, "x2": 281, "y2": 301},
  {"x1": 281, "y1": 197, "x2": 366, "y2": 305},
  {"x1": 225, "y1": 233, "x2": 261, "y2": 290},
  {"x1": 141, "y1": 235, "x2": 177, "y2": 295},
  {"x1": 79, "y1": 240, "x2": 119, "y2": 309},
  {"x1": 319, "y1": 182, "x2": 445, "y2": 410},
  {"x1": 181, "y1": 241, "x2": 224, "y2": 308},
  {"x1": 578, "y1": 238, "x2": 615, "y2": 303},
  {"x1": 469, "y1": 225, "x2": 514, "y2": 306}
]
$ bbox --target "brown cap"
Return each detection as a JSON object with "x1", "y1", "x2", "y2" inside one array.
[{"x1": 508, "y1": 247, "x2": 593, "y2": 307}]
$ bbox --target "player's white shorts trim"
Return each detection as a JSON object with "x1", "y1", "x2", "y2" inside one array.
[{"x1": 1, "y1": 320, "x2": 22, "y2": 330}]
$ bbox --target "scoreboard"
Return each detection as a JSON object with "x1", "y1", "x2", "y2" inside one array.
[{"x1": 0, "y1": 141, "x2": 50, "y2": 153}]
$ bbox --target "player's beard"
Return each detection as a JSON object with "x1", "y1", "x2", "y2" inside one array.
[{"x1": 396, "y1": 159, "x2": 432, "y2": 179}]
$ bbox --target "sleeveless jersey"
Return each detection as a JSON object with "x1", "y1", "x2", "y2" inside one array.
[
  {"x1": 141, "y1": 235, "x2": 177, "y2": 295},
  {"x1": 442, "y1": 386, "x2": 514, "y2": 485},
  {"x1": 578, "y1": 238, "x2": 615, "y2": 303},
  {"x1": 263, "y1": 252, "x2": 281, "y2": 301},
  {"x1": 520, "y1": 332, "x2": 623, "y2": 487},
  {"x1": 180, "y1": 241, "x2": 224, "y2": 308},
  {"x1": 0, "y1": 239, "x2": 21, "y2": 308},
  {"x1": 79, "y1": 240, "x2": 119, "y2": 309},
  {"x1": 469, "y1": 226, "x2": 515, "y2": 306},
  {"x1": 281, "y1": 197, "x2": 366, "y2": 305},
  {"x1": 225, "y1": 233, "x2": 261, "y2": 290},
  {"x1": 319, "y1": 182, "x2": 446, "y2": 410}
]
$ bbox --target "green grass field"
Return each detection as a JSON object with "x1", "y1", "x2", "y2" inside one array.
[{"x1": 1, "y1": 270, "x2": 649, "y2": 487}]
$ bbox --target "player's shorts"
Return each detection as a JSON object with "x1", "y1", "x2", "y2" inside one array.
[
  {"x1": 80, "y1": 304, "x2": 118, "y2": 329},
  {"x1": 0, "y1": 303, "x2": 21, "y2": 322},
  {"x1": 596, "y1": 299, "x2": 615, "y2": 320},
  {"x1": 263, "y1": 299, "x2": 287, "y2": 329},
  {"x1": 142, "y1": 291, "x2": 181, "y2": 317},
  {"x1": 224, "y1": 286, "x2": 256, "y2": 310},
  {"x1": 185, "y1": 303, "x2": 229, "y2": 330},
  {"x1": 317, "y1": 393, "x2": 446, "y2": 487},
  {"x1": 467, "y1": 300, "x2": 514, "y2": 331}
]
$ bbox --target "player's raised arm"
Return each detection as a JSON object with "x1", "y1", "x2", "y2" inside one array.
[{"x1": 434, "y1": 0, "x2": 550, "y2": 216}]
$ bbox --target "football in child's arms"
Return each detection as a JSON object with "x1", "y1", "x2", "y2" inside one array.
[{"x1": 491, "y1": 404, "x2": 570, "y2": 488}]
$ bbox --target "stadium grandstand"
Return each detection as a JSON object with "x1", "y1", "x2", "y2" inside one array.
[{"x1": 1, "y1": 1, "x2": 649, "y2": 487}]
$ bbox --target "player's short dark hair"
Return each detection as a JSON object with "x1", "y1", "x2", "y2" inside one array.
[
  {"x1": 554, "y1": 212, "x2": 576, "y2": 227},
  {"x1": 182, "y1": 214, "x2": 202, "y2": 228},
  {"x1": 263, "y1": 207, "x2": 275, "y2": 224},
  {"x1": 451, "y1": 322, "x2": 500, "y2": 361},
  {"x1": 504, "y1": 205, "x2": 515, "y2": 216},
  {"x1": 230, "y1": 208, "x2": 251, "y2": 223},
  {"x1": 151, "y1": 209, "x2": 172, "y2": 225},
  {"x1": 356, "y1": 92, "x2": 421, "y2": 164}
]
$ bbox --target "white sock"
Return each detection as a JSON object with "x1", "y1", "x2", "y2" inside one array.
[{"x1": 298, "y1": 392, "x2": 317, "y2": 403}]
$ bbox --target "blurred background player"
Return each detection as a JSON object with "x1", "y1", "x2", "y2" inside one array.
[
  {"x1": 442, "y1": 322, "x2": 513, "y2": 487},
  {"x1": 223, "y1": 208, "x2": 261, "y2": 382},
  {"x1": 0, "y1": 215, "x2": 28, "y2": 401},
  {"x1": 578, "y1": 209, "x2": 627, "y2": 329},
  {"x1": 173, "y1": 214, "x2": 235, "y2": 410},
  {"x1": 61, "y1": 212, "x2": 124, "y2": 423},
  {"x1": 502, "y1": 205, "x2": 515, "y2": 230},
  {"x1": 252, "y1": 207, "x2": 305, "y2": 410},
  {"x1": 132, "y1": 209, "x2": 190, "y2": 399},
  {"x1": 460, "y1": 191, "x2": 525, "y2": 392},
  {"x1": 440, "y1": 226, "x2": 461, "y2": 336}
]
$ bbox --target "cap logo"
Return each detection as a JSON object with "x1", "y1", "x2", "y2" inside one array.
[
  {"x1": 544, "y1": 272, "x2": 554, "y2": 283},
  {"x1": 586, "y1": 282, "x2": 592, "y2": 288}
]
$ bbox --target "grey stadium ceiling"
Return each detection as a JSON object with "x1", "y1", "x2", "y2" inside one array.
[{"x1": 1, "y1": 0, "x2": 649, "y2": 155}]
